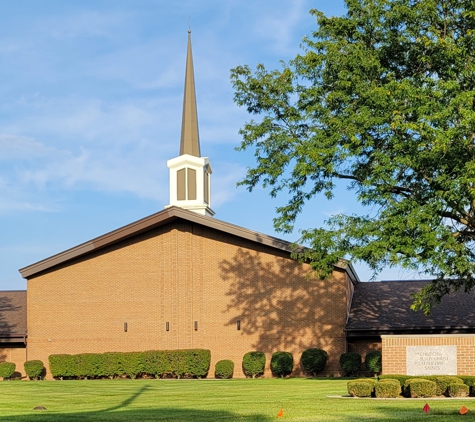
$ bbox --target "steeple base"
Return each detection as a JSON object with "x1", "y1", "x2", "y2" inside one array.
[
  {"x1": 164, "y1": 203, "x2": 215, "y2": 217},
  {"x1": 165, "y1": 154, "x2": 214, "y2": 217}
]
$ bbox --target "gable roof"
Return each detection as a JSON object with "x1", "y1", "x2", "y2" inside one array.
[
  {"x1": 19, "y1": 206, "x2": 359, "y2": 282},
  {"x1": 0, "y1": 290, "x2": 27, "y2": 341},
  {"x1": 346, "y1": 281, "x2": 475, "y2": 336}
]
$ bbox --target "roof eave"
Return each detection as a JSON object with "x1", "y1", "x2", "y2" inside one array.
[
  {"x1": 346, "y1": 326, "x2": 475, "y2": 337},
  {"x1": 20, "y1": 206, "x2": 354, "y2": 280}
]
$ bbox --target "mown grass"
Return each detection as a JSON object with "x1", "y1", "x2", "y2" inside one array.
[{"x1": 0, "y1": 378, "x2": 473, "y2": 421}]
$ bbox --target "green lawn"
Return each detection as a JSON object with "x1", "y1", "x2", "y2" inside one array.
[{"x1": 0, "y1": 378, "x2": 473, "y2": 421}]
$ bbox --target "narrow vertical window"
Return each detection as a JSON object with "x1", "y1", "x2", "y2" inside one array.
[
  {"x1": 187, "y1": 168, "x2": 197, "y2": 200},
  {"x1": 177, "y1": 168, "x2": 186, "y2": 200},
  {"x1": 204, "y1": 170, "x2": 209, "y2": 204}
]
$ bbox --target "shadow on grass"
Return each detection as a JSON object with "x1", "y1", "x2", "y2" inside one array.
[
  {"x1": 102, "y1": 383, "x2": 149, "y2": 412},
  {"x1": 0, "y1": 380, "x2": 470, "y2": 421},
  {"x1": 0, "y1": 383, "x2": 273, "y2": 421},
  {"x1": 303, "y1": 377, "x2": 359, "y2": 381},
  {"x1": 0, "y1": 408, "x2": 272, "y2": 421},
  {"x1": 2, "y1": 404, "x2": 469, "y2": 422},
  {"x1": 331, "y1": 403, "x2": 472, "y2": 422}
]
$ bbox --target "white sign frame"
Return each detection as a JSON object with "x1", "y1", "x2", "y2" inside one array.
[{"x1": 406, "y1": 346, "x2": 457, "y2": 375}]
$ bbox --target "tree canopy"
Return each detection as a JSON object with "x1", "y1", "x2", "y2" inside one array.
[{"x1": 230, "y1": 0, "x2": 475, "y2": 313}]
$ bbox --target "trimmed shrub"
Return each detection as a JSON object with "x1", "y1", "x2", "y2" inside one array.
[
  {"x1": 459, "y1": 376, "x2": 475, "y2": 396},
  {"x1": 143, "y1": 350, "x2": 167, "y2": 378},
  {"x1": 339, "y1": 352, "x2": 361, "y2": 376},
  {"x1": 0, "y1": 362, "x2": 16, "y2": 380},
  {"x1": 300, "y1": 348, "x2": 328, "y2": 377},
  {"x1": 122, "y1": 352, "x2": 144, "y2": 379},
  {"x1": 379, "y1": 374, "x2": 411, "y2": 388},
  {"x1": 215, "y1": 360, "x2": 234, "y2": 379},
  {"x1": 101, "y1": 352, "x2": 126, "y2": 379},
  {"x1": 142, "y1": 349, "x2": 211, "y2": 379},
  {"x1": 76, "y1": 353, "x2": 104, "y2": 379},
  {"x1": 347, "y1": 379, "x2": 374, "y2": 397},
  {"x1": 403, "y1": 379, "x2": 436, "y2": 398},
  {"x1": 357, "y1": 377, "x2": 377, "y2": 386},
  {"x1": 178, "y1": 349, "x2": 210, "y2": 379},
  {"x1": 448, "y1": 383, "x2": 469, "y2": 397},
  {"x1": 433, "y1": 376, "x2": 464, "y2": 396},
  {"x1": 242, "y1": 351, "x2": 266, "y2": 378},
  {"x1": 24, "y1": 360, "x2": 45, "y2": 380},
  {"x1": 169, "y1": 350, "x2": 187, "y2": 379},
  {"x1": 459, "y1": 375, "x2": 475, "y2": 386},
  {"x1": 49, "y1": 354, "x2": 78, "y2": 379},
  {"x1": 190, "y1": 349, "x2": 211, "y2": 378},
  {"x1": 271, "y1": 352, "x2": 294, "y2": 378},
  {"x1": 365, "y1": 351, "x2": 382, "y2": 375},
  {"x1": 151, "y1": 349, "x2": 210, "y2": 379},
  {"x1": 375, "y1": 379, "x2": 401, "y2": 398},
  {"x1": 49, "y1": 349, "x2": 210, "y2": 380}
]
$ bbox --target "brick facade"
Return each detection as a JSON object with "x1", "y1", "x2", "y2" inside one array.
[
  {"x1": 0, "y1": 347, "x2": 26, "y2": 377},
  {"x1": 382, "y1": 335, "x2": 475, "y2": 375},
  {"x1": 348, "y1": 340, "x2": 381, "y2": 357},
  {"x1": 27, "y1": 220, "x2": 355, "y2": 378}
]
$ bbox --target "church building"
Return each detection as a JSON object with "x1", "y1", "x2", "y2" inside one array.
[{"x1": 1, "y1": 32, "x2": 475, "y2": 379}]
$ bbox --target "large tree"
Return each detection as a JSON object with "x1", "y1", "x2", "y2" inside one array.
[{"x1": 230, "y1": 0, "x2": 475, "y2": 313}]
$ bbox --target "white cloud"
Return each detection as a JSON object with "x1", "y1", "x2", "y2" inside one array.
[
  {"x1": 39, "y1": 10, "x2": 131, "y2": 40},
  {"x1": 0, "y1": 172, "x2": 60, "y2": 214},
  {"x1": 0, "y1": 199, "x2": 57, "y2": 213},
  {"x1": 2, "y1": 94, "x2": 182, "y2": 148},
  {"x1": 254, "y1": 0, "x2": 310, "y2": 54},
  {"x1": 212, "y1": 162, "x2": 246, "y2": 208},
  {"x1": 0, "y1": 134, "x2": 57, "y2": 160},
  {"x1": 0, "y1": 0, "x2": 314, "y2": 219},
  {"x1": 0, "y1": 130, "x2": 171, "y2": 212},
  {"x1": 0, "y1": 39, "x2": 27, "y2": 54},
  {"x1": 0, "y1": 130, "x2": 243, "y2": 215}
]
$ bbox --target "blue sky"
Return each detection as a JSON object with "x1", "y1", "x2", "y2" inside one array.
[{"x1": 0, "y1": 0, "x2": 424, "y2": 290}]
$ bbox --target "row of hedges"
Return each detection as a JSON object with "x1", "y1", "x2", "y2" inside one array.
[
  {"x1": 380, "y1": 374, "x2": 475, "y2": 396},
  {"x1": 339, "y1": 351, "x2": 382, "y2": 376},
  {"x1": 0, "y1": 347, "x2": 331, "y2": 380},
  {"x1": 241, "y1": 348, "x2": 328, "y2": 378},
  {"x1": 0, "y1": 360, "x2": 45, "y2": 380},
  {"x1": 348, "y1": 378, "x2": 401, "y2": 398},
  {"x1": 349, "y1": 375, "x2": 475, "y2": 398},
  {"x1": 49, "y1": 349, "x2": 211, "y2": 380}
]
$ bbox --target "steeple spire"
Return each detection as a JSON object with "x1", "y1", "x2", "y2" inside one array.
[
  {"x1": 180, "y1": 30, "x2": 200, "y2": 157},
  {"x1": 165, "y1": 30, "x2": 215, "y2": 217}
]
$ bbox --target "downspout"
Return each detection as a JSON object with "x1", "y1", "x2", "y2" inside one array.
[
  {"x1": 344, "y1": 273, "x2": 358, "y2": 353},
  {"x1": 24, "y1": 331, "x2": 28, "y2": 361}
]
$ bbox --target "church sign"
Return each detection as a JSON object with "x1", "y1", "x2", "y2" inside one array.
[{"x1": 406, "y1": 346, "x2": 457, "y2": 375}]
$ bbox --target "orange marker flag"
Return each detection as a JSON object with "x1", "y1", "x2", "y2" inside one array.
[
  {"x1": 460, "y1": 406, "x2": 469, "y2": 415},
  {"x1": 277, "y1": 408, "x2": 284, "y2": 418},
  {"x1": 423, "y1": 403, "x2": 430, "y2": 413}
]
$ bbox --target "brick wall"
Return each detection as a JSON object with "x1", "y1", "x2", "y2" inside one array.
[
  {"x1": 382, "y1": 335, "x2": 475, "y2": 375},
  {"x1": 348, "y1": 339, "x2": 381, "y2": 357},
  {"x1": 346, "y1": 339, "x2": 381, "y2": 376},
  {"x1": 0, "y1": 346, "x2": 27, "y2": 378},
  {"x1": 27, "y1": 221, "x2": 353, "y2": 378}
]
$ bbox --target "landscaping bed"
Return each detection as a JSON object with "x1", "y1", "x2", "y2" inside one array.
[{"x1": 347, "y1": 375, "x2": 475, "y2": 398}]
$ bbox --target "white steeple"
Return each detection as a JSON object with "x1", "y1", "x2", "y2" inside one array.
[{"x1": 165, "y1": 30, "x2": 214, "y2": 217}]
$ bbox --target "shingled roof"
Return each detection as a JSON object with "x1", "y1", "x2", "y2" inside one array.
[
  {"x1": 346, "y1": 281, "x2": 475, "y2": 337},
  {"x1": 0, "y1": 291, "x2": 27, "y2": 342}
]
